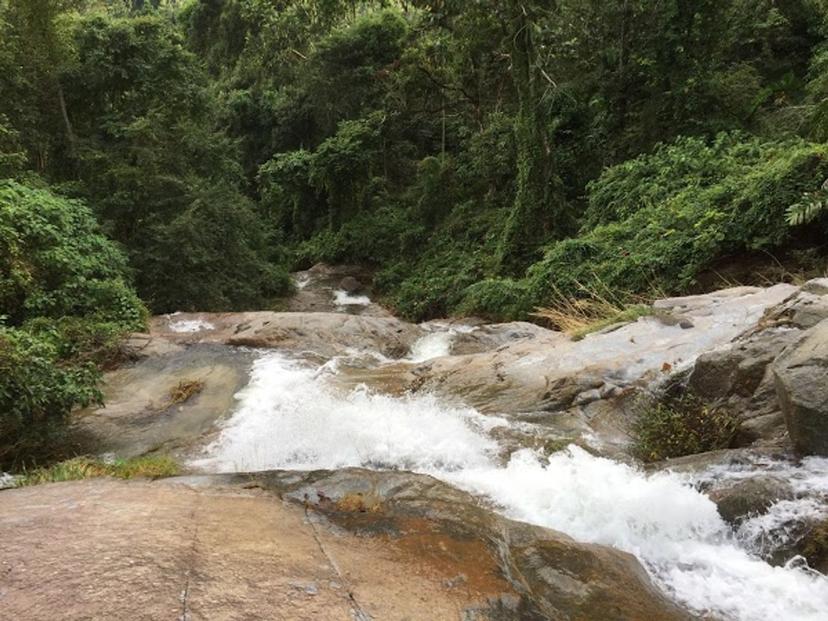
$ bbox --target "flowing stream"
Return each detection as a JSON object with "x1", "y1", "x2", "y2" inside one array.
[{"x1": 193, "y1": 332, "x2": 828, "y2": 621}]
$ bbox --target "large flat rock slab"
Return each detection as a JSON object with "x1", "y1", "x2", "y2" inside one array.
[
  {"x1": 74, "y1": 344, "x2": 255, "y2": 458},
  {"x1": 0, "y1": 479, "x2": 510, "y2": 621},
  {"x1": 0, "y1": 470, "x2": 691, "y2": 621},
  {"x1": 149, "y1": 311, "x2": 423, "y2": 359}
]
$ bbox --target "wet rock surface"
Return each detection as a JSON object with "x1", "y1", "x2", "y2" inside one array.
[
  {"x1": 74, "y1": 344, "x2": 255, "y2": 458},
  {"x1": 774, "y1": 318, "x2": 828, "y2": 456},
  {"x1": 0, "y1": 478, "x2": 506, "y2": 621},
  {"x1": 708, "y1": 476, "x2": 795, "y2": 524},
  {"x1": 17, "y1": 268, "x2": 828, "y2": 620},
  {"x1": 0, "y1": 470, "x2": 689, "y2": 621},
  {"x1": 288, "y1": 263, "x2": 390, "y2": 317}
]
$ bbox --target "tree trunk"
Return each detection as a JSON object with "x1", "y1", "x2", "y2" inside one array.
[
  {"x1": 496, "y1": 2, "x2": 563, "y2": 275},
  {"x1": 56, "y1": 81, "x2": 77, "y2": 163}
]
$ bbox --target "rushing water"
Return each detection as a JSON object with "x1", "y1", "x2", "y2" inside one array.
[
  {"x1": 332, "y1": 289, "x2": 372, "y2": 306},
  {"x1": 166, "y1": 314, "x2": 215, "y2": 333},
  {"x1": 194, "y1": 348, "x2": 828, "y2": 621}
]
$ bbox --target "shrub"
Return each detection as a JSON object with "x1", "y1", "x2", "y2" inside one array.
[
  {"x1": 456, "y1": 278, "x2": 532, "y2": 321},
  {"x1": 0, "y1": 181, "x2": 145, "y2": 468},
  {"x1": 527, "y1": 135, "x2": 828, "y2": 307},
  {"x1": 0, "y1": 326, "x2": 101, "y2": 468},
  {"x1": 632, "y1": 398, "x2": 740, "y2": 462},
  {"x1": 0, "y1": 180, "x2": 146, "y2": 327}
]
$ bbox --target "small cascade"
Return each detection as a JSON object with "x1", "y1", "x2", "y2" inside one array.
[{"x1": 194, "y1": 351, "x2": 828, "y2": 621}]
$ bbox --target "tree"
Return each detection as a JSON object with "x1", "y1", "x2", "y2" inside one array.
[
  {"x1": 495, "y1": 1, "x2": 567, "y2": 274},
  {"x1": 0, "y1": 0, "x2": 82, "y2": 172}
]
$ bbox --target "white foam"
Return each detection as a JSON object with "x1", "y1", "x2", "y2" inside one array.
[
  {"x1": 333, "y1": 290, "x2": 371, "y2": 306},
  {"x1": 408, "y1": 323, "x2": 477, "y2": 362},
  {"x1": 408, "y1": 331, "x2": 454, "y2": 362},
  {"x1": 194, "y1": 353, "x2": 505, "y2": 473},
  {"x1": 194, "y1": 352, "x2": 828, "y2": 620},
  {"x1": 449, "y1": 449, "x2": 828, "y2": 621},
  {"x1": 167, "y1": 318, "x2": 215, "y2": 333},
  {"x1": 693, "y1": 455, "x2": 828, "y2": 558}
]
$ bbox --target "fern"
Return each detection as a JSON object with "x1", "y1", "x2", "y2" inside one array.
[{"x1": 786, "y1": 179, "x2": 828, "y2": 225}]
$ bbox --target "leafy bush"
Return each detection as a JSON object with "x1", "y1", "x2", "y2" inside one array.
[
  {"x1": 632, "y1": 398, "x2": 740, "y2": 462},
  {"x1": 0, "y1": 326, "x2": 101, "y2": 468},
  {"x1": 456, "y1": 278, "x2": 532, "y2": 320},
  {"x1": 293, "y1": 205, "x2": 421, "y2": 267},
  {"x1": 0, "y1": 180, "x2": 145, "y2": 327},
  {"x1": 527, "y1": 135, "x2": 828, "y2": 307},
  {"x1": 378, "y1": 199, "x2": 506, "y2": 320},
  {"x1": 0, "y1": 181, "x2": 145, "y2": 468},
  {"x1": 135, "y1": 185, "x2": 291, "y2": 312}
]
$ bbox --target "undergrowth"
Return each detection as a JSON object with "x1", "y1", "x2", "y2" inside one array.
[{"x1": 632, "y1": 397, "x2": 740, "y2": 462}]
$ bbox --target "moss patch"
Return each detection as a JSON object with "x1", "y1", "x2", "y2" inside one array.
[{"x1": 17, "y1": 455, "x2": 180, "y2": 487}]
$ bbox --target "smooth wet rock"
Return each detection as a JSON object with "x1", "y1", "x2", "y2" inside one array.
[
  {"x1": 0, "y1": 472, "x2": 692, "y2": 621},
  {"x1": 74, "y1": 344, "x2": 255, "y2": 458},
  {"x1": 395, "y1": 285, "x2": 793, "y2": 414},
  {"x1": 150, "y1": 311, "x2": 423, "y2": 360},
  {"x1": 774, "y1": 318, "x2": 828, "y2": 456},
  {"x1": 338, "y1": 276, "x2": 363, "y2": 293},
  {"x1": 241, "y1": 468, "x2": 693, "y2": 620},
  {"x1": 0, "y1": 478, "x2": 511, "y2": 621},
  {"x1": 708, "y1": 476, "x2": 794, "y2": 524},
  {"x1": 448, "y1": 321, "x2": 566, "y2": 356},
  {"x1": 288, "y1": 263, "x2": 390, "y2": 317}
]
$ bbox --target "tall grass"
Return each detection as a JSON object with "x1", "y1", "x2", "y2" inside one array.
[
  {"x1": 532, "y1": 280, "x2": 654, "y2": 340},
  {"x1": 16, "y1": 455, "x2": 179, "y2": 487}
]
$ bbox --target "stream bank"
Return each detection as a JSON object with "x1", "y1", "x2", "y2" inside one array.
[{"x1": 3, "y1": 264, "x2": 828, "y2": 620}]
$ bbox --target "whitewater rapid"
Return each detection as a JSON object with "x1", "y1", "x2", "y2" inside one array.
[{"x1": 194, "y1": 349, "x2": 828, "y2": 621}]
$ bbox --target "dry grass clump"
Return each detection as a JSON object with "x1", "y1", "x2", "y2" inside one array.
[
  {"x1": 532, "y1": 281, "x2": 654, "y2": 340},
  {"x1": 153, "y1": 378, "x2": 205, "y2": 412}
]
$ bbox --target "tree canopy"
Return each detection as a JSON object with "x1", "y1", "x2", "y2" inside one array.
[{"x1": 2, "y1": 0, "x2": 828, "y2": 463}]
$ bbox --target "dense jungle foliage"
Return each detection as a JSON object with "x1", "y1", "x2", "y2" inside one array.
[{"x1": 1, "y1": 0, "x2": 828, "y2": 464}]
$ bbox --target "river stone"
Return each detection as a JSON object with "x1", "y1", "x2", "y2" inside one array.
[
  {"x1": 708, "y1": 476, "x2": 794, "y2": 524},
  {"x1": 338, "y1": 275, "x2": 363, "y2": 293},
  {"x1": 688, "y1": 329, "x2": 799, "y2": 401},
  {"x1": 773, "y1": 318, "x2": 828, "y2": 456}
]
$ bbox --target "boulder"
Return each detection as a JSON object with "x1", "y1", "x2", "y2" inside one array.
[
  {"x1": 797, "y1": 519, "x2": 828, "y2": 573},
  {"x1": 338, "y1": 275, "x2": 363, "y2": 293},
  {"x1": 773, "y1": 318, "x2": 828, "y2": 456},
  {"x1": 708, "y1": 476, "x2": 794, "y2": 524},
  {"x1": 688, "y1": 329, "x2": 799, "y2": 401}
]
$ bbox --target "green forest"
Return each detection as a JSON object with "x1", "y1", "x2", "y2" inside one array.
[{"x1": 2, "y1": 0, "x2": 828, "y2": 466}]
